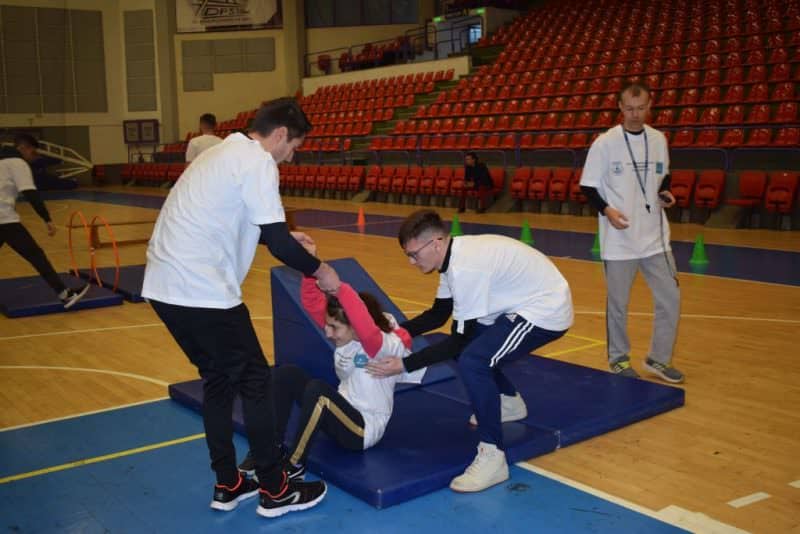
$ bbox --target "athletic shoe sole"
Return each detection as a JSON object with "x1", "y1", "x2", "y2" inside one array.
[
  {"x1": 449, "y1": 471, "x2": 509, "y2": 493},
  {"x1": 643, "y1": 362, "x2": 684, "y2": 384},
  {"x1": 63, "y1": 284, "x2": 91, "y2": 309},
  {"x1": 209, "y1": 487, "x2": 259, "y2": 511},
  {"x1": 256, "y1": 485, "x2": 327, "y2": 518}
]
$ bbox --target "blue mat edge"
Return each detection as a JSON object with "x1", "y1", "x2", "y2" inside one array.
[{"x1": 0, "y1": 273, "x2": 124, "y2": 318}]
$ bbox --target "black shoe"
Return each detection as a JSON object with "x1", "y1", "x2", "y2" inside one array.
[
  {"x1": 210, "y1": 474, "x2": 259, "y2": 511},
  {"x1": 256, "y1": 477, "x2": 327, "y2": 518},
  {"x1": 239, "y1": 450, "x2": 306, "y2": 481},
  {"x1": 60, "y1": 284, "x2": 90, "y2": 309}
]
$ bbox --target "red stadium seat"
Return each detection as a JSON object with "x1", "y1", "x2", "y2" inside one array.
[
  {"x1": 694, "y1": 170, "x2": 726, "y2": 210},
  {"x1": 765, "y1": 172, "x2": 799, "y2": 215},
  {"x1": 510, "y1": 167, "x2": 531, "y2": 199},
  {"x1": 528, "y1": 168, "x2": 551, "y2": 200},
  {"x1": 548, "y1": 168, "x2": 572, "y2": 202},
  {"x1": 725, "y1": 170, "x2": 767, "y2": 209},
  {"x1": 669, "y1": 170, "x2": 696, "y2": 208}
]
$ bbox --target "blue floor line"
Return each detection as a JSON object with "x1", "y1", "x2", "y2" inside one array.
[
  {"x1": 38, "y1": 190, "x2": 800, "y2": 286},
  {"x1": 0, "y1": 400, "x2": 688, "y2": 534}
]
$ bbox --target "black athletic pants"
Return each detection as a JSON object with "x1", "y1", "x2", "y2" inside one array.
[
  {"x1": 150, "y1": 300, "x2": 284, "y2": 490},
  {"x1": 0, "y1": 222, "x2": 65, "y2": 294},
  {"x1": 273, "y1": 364, "x2": 365, "y2": 465}
]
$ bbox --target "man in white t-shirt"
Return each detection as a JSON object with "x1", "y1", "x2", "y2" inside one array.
[
  {"x1": 1, "y1": 153, "x2": 89, "y2": 308},
  {"x1": 367, "y1": 209, "x2": 573, "y2": 493},
  {"x1": 580, "y1": 82, "x2": 683, "y2": 384},
  {"x1": 143, "y1": 98, "x2": 338, "y2": 518},
  {"x1": 185, "y1": 113, "x2": 223, "y2": 162}
]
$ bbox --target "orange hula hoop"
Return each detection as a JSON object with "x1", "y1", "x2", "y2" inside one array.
[
  {"x1": 67, "y1": 210, "x2": 91, "y2": 277},
  {"x1": 89, "y1": 215, "x2": 121, "y2": 292}
]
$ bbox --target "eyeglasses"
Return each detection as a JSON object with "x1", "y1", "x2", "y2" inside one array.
[{"x1": 405, "y1": 237, "x2": 441, "y2": 261}]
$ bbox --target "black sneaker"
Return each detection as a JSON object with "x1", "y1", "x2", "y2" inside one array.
[
  {"x1": 256, "y1": 477, "x2": 327, "y2": 518},
  {"x1": 210, "y1": 474, "x2": 259, "y2": 511},
  {"x1": 239, "y1": 450, "x2": 306, "y2": 481},
  {"x1": 60, "y1": 284, "x2": 90, "y2": 309}
]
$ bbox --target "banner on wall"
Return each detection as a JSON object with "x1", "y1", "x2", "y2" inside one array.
[{"x1": 176, "y1": 0, "x2": 282, "y2": 33}]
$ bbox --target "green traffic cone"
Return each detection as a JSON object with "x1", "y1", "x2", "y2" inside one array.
[
  {"x1": 591, "y1": 232, "x2": 601, "y2": 256},
  {"x1": 689, "y1": 234, "x2": 709, "y2": 265},
  {"x1": 450, "y1": 213, "x2": 463, "y2": 236},
  {"x1": 520, "y1": 219, "x2": 534, "y2": 245}
]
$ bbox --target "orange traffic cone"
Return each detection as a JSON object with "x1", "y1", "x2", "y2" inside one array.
[{"x1": 357, "y1": 207, "x2": 366, "y2": 227}]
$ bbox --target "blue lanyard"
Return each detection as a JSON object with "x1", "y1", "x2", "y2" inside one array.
[{"x1": 622, "y1": 129, "x2": 650, "y2": 213}]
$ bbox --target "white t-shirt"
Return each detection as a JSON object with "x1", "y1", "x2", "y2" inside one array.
[
  {"x1": 185, "y1": 134, "x2": 223, "y2": 162},
  {"x1": 0, "y1": 158, "x2": 36, "y2": 224},
  {"x1": 335, "y1": 313, "x2": 424, "y2": 448},
  {"x1": 435, "y1": 235, "x2": 574, "y2": 332},
  {"x1": 143, "y1": 133, "x2": 285, "y2": 308},
  {"x1": 580, "y1": 124, "x2": 671, "y2": 261}
]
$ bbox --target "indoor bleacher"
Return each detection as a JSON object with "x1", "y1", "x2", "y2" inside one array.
[{"x1": 122, "y1": 0, "x2": 799, "y2": 228}]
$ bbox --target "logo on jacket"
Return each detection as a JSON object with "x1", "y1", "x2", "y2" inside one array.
[
  {"x1": 354, "y1": 353, "x2": 368, "y2": 368},
  {"x1": 611, "y1": 161, "x2": 623, "y2": 175}
]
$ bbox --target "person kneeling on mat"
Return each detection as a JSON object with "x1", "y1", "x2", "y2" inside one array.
[
  {"x1": 367, "y1": 209, "x2": 574, "y2": 493},
  {"x1": 239, "y1": 241, "x2": 424, "y2": 478}
]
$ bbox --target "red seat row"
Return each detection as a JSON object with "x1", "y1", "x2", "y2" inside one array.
[
  {"x1": 279, "y1": 165, "x2": 365, "y2": 193},
  {"x1": 671, "y1": 169, "x2": 798, "y2": 214}
]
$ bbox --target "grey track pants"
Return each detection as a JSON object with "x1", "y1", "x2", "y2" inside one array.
[{"x1": 603, "y1": 252, "x2": 680, "y2": 365}]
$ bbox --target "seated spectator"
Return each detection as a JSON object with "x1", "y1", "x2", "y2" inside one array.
[{"x1": 459, "y1": 152, "x2": 494, "y2": 214}]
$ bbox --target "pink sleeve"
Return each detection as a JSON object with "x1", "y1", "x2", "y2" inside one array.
[
  {"x1": 336, "y1": 283, "x2": 383, "y2": 358},
  {"x1": 300, "y1": 276, "x2": 326, "y2": 328},
  {"x1": 395, "y1": 327, "x2": 412, "y2": 350}
]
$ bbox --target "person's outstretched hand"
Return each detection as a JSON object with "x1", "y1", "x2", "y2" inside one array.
[{"x1": 365, "y1": 356, "x2": 405, "y2": 377}]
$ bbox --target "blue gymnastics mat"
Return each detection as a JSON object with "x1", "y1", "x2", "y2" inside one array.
[
  {"x1": 169, "y1": 379, "x2": 557, "y2": 509},
  {"x1": 424, "y1": 356, "x2": 685, "y2": 448},
  {"x1": 168, "y1": 258, "x2": 684, "y2": 508},
  {"x1": 78, "y1": 264, "x2": 146, "y2": 302},
  {"x1": 0, "y1": 273, "x2": 124, "y2": 318}
]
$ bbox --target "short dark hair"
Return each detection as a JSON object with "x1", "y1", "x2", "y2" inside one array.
[
  {"x1": 398, "y1": 209, "x2": 447, "y2": 248},
  {"x1": 14, "y1": 133, "x2": 39, "y2": 148},
  {"x1": 251, "y1": 97, "x2": 312, "y2": 141},
  {"x1": 199, "y1": 113, "x2": 217, "y2": 128},
  {"x1": 326, "y1": 291, "x2": 392, "y2": 333},
  {"x1": 465, "y1": 151, "x2": 478, "y2": 161},
  {"x1": 618, "y1": 81, "x2": 651, "y2": 103}
]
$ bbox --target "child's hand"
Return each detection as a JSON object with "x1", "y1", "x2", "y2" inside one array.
[{"x1": 292, "y1": 231, "x2": 317, "y2": 256}]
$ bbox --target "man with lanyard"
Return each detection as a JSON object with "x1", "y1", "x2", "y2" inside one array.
[
  {"x1": 580, "y1": 81, "x2": 684, "y2": 384},
  {"x1": 367, "y1": 209, "x2": 573, "y2": 492}
]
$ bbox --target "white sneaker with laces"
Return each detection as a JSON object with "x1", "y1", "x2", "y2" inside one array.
[
  {"x1": 450, "y1": 442, "x2": 509, "y2": 493},
  {"x1": 468, "y1": 393, "x2": 528, "y2": 426}
]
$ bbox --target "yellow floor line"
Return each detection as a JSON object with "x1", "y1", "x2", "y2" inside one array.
[
  {"x1": 0, "y1": 433, "x2": 205, "y2": 485},
  {"x1": 542, "y1": 341, "x2": 605, "y2": 358}
]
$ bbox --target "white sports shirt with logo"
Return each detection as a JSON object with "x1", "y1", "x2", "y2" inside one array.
[
  {"x1": 580, "y1": 124, "x2": 671, "y2": 261},
  {"x1": 143, "y1": 133, "x2": 284, "y2": 308}
]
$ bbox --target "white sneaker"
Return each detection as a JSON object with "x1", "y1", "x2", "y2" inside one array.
[
  {"x1": 468, "y1": 393, "x2": 528, "y2": 426},
  {"x1": 450, "y1": 442, "x2": 509, "y2": 493}
]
